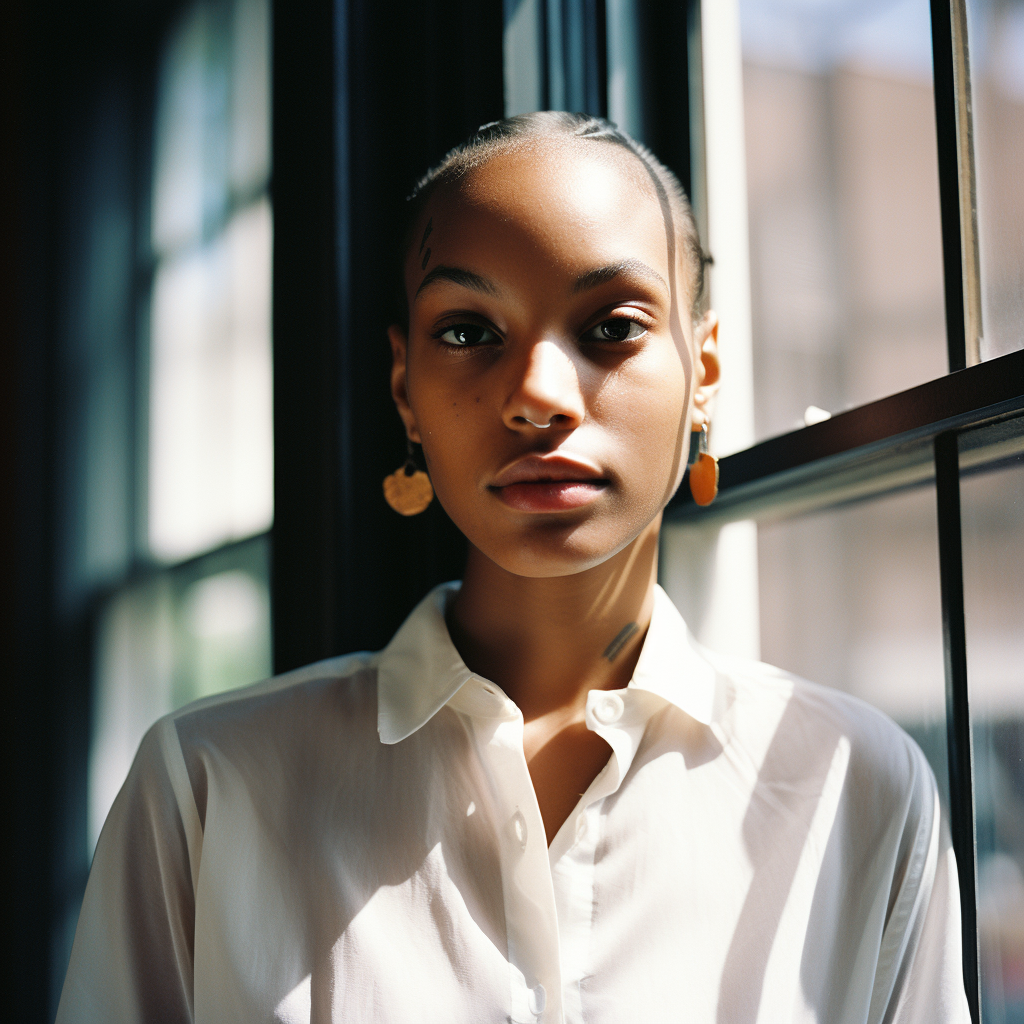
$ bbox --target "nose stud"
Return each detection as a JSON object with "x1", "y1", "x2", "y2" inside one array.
[{"x1": 524, "y1": 417, "x2": 551, "y2": 429}]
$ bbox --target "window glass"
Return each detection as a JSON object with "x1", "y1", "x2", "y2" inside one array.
[
  {"x1": 148, "y1": 0, "x2": 273, "y2": 561},
  {"x1": 965, "y1": 0, "x2": 1024, "y2": 361},
  {"x1": 736, "y1": 0, "x2": 948, "y2": 442},
  {"x1": 89, "y1": 537, "x2": 271, "y2": 851},
  {"x1": 149, "y1": 198, "x2": 273, "y2": 559},
  {"x1": 961, "y1": 448, "x2": 1024, "y2": 1022}
]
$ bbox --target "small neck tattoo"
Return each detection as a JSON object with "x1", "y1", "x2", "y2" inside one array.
[{"x1": 603, "y1": 622, "x2": 639, "y2": 662}]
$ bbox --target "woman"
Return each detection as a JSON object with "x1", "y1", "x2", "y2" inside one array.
[{"x1": 58, "y1": 114, "x2": 969, "y2": 1023}]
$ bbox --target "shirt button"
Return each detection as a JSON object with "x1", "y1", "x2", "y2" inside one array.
[
  {"x1": 593, "y1": 692, "x2": 624, "y2": 725},
  {"x1": 512, "y1": 809, "x2": 528, "y2": 849},
  {"x1": 575, "y1": 815, "x2": 588, "y2": 841},
  {"x1": 528, "y1": 984, "x2": 546, "y2": 1015}
]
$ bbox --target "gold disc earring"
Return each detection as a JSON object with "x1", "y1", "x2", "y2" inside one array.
[
  {"x1": 383, "y1": 438, "x2": 434, "y2": 516},
  {"x1": 688, "y1": 422, "x2": 719, "y2": 507}
]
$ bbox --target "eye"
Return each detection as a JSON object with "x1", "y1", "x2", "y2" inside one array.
[
  {"x1": 584, "y1": 318, "x2": 647, "y2": 343},
  {"x1": 438, "y1": 323, "x2": 498, "y2": 347}
]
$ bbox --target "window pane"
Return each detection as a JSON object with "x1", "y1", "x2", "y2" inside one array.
[
  {"x1": 152, "y1": 3, "x2": 222, "y2": 255},
  {"x1": 737, "y1": 0, "x2": 948, "y2": 442},
  {"x1": 148, "y1": 0, "x2": 273, "y2": 562},
  {"x1": 962, "y1": 449, "x2": 1024, "y2": 1022},
  {"x1": 230, "y1": 0, "x2": 271, "y2": 195},
  {"x1": 149, "y1": 198, "x2": 273, "y2": 560},
  {"x1": 965, "y1": 0, "x2": 1024, "y2": 361},
  {"x1": 153, "y1": 0, "x2": 271, "y2": 256},
  {"x1": 89, "y1": 536, "x2": 271, "y2": 851}
]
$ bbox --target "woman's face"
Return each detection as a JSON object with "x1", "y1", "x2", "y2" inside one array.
[{"x1": 391, "y1": 140, "x2": 716, "y2": 578}]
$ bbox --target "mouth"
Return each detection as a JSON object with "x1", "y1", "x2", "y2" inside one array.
[{"x1": 488, "y1": 454, "x2": 609, "y2": 512}]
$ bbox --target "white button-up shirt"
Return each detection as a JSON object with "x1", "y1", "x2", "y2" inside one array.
[{"x1": 58, "y1": 583, "x2": 970, "y2": 1023}]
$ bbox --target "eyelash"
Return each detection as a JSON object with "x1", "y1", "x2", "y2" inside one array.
[{"x1": 432, "y1": 315, "x2": 651, "y2": 350}]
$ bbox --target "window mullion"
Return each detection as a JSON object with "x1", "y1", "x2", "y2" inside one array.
[
  {"x1": 934, "y1": 430, "x2": 980, "y2": 1022},
  {"x1": 930, "y1": 0, "x2": 982, "y2": 372}
]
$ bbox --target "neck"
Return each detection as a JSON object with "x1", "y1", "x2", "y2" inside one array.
[{"x1": 447, "y1": 517, "x2": 661, "y2": 722}]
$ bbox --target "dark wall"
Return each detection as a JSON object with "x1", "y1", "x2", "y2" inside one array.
[{"x1": 4, "y1": 2, "x2": 58, "y2": 1013}]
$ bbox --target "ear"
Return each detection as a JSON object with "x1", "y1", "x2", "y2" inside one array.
[
  {"x1": 691, "y1": 309, "x2": 720, "y2": 430},
  {"x1": 388, "y1": 324, "x2": 422, "y2": 444}
]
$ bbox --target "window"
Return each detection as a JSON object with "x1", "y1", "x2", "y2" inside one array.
[
  {"x1": 149, "y1": 0, "x2": 273, "y2": 560},
  {"x1": 88, "y1": 0, "x2": 273, "y2": 852}
]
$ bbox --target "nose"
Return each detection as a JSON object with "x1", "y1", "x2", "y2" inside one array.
[{"x1": 502, "y1": 339, "x2": 586, "y2": 432}]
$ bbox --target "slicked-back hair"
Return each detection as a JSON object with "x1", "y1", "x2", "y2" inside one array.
[{"x1": 397, "y1": 112, "x2": 711, "y2": 325}]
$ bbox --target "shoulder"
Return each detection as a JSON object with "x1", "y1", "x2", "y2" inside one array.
[
  {"x1": 138, "y1": 651, "x2": 384, "y2": 828},
  {"x1": 705, "y1": 648, "x2": 936, "y2": 815},
  {"x1": 169, "y1": 649, "x2": 379, "y2": 746}
]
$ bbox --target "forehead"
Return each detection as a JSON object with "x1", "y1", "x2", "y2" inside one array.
[{"x1": 406, "y1": 140, "x2": 678, "y2": 290}]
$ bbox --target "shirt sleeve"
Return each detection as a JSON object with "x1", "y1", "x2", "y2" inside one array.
[
  {"x1": 56, "y1": 717, "x2": 200, "y2": 1024},
  {"x1": 873, "y1": 743, "x2": 972, "y2": 1024},
  {"x1": 888, "y1": 810, "x2": 973, "y2": 1024}
]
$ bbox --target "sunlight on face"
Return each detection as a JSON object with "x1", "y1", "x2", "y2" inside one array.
[{"x1": 394, "y1": 140, "x2": 700, "y2": 578}]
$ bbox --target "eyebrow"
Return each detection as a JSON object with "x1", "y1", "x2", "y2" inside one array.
[
  {"x1": 573, "y1": 258, "x2": 668, "y2": 294},
  {"x1": 414, "y1": 264, "x2": 500, "y2": 299}
]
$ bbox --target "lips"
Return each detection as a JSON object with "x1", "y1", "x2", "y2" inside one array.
[{"x1": 489, "y1": 454, "x2": 608, "y2": 512}]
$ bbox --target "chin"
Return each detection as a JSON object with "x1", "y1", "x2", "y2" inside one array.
[{"x1": 475, "y1": 519, "x2": 649, "y2": 579}]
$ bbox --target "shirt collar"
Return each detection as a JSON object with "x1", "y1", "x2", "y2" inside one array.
[
  {"x1": 376, "y1": 582, "x2": 471, "y2": 744},
  {"x1": 376, "y1": 581, "x2": 718, "y2": 744},
  {"x1": 626, "y1": 584, "x2": 718, "y2": 725}
]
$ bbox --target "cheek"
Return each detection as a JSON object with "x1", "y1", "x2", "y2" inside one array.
[
  {"x1": 606, "y1": 346, "x2": 691, "y2": 519},
  {"x1": 608, "y1": 345, "x2": 689, "y2": 453},
  {"x1": 407, "y1": 381, "x2": 484, "y2": 504}
]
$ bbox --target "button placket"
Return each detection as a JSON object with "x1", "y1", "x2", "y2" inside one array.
[{"x1": 474, "y1": 715, "x2": 562, "y2": 1023}]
